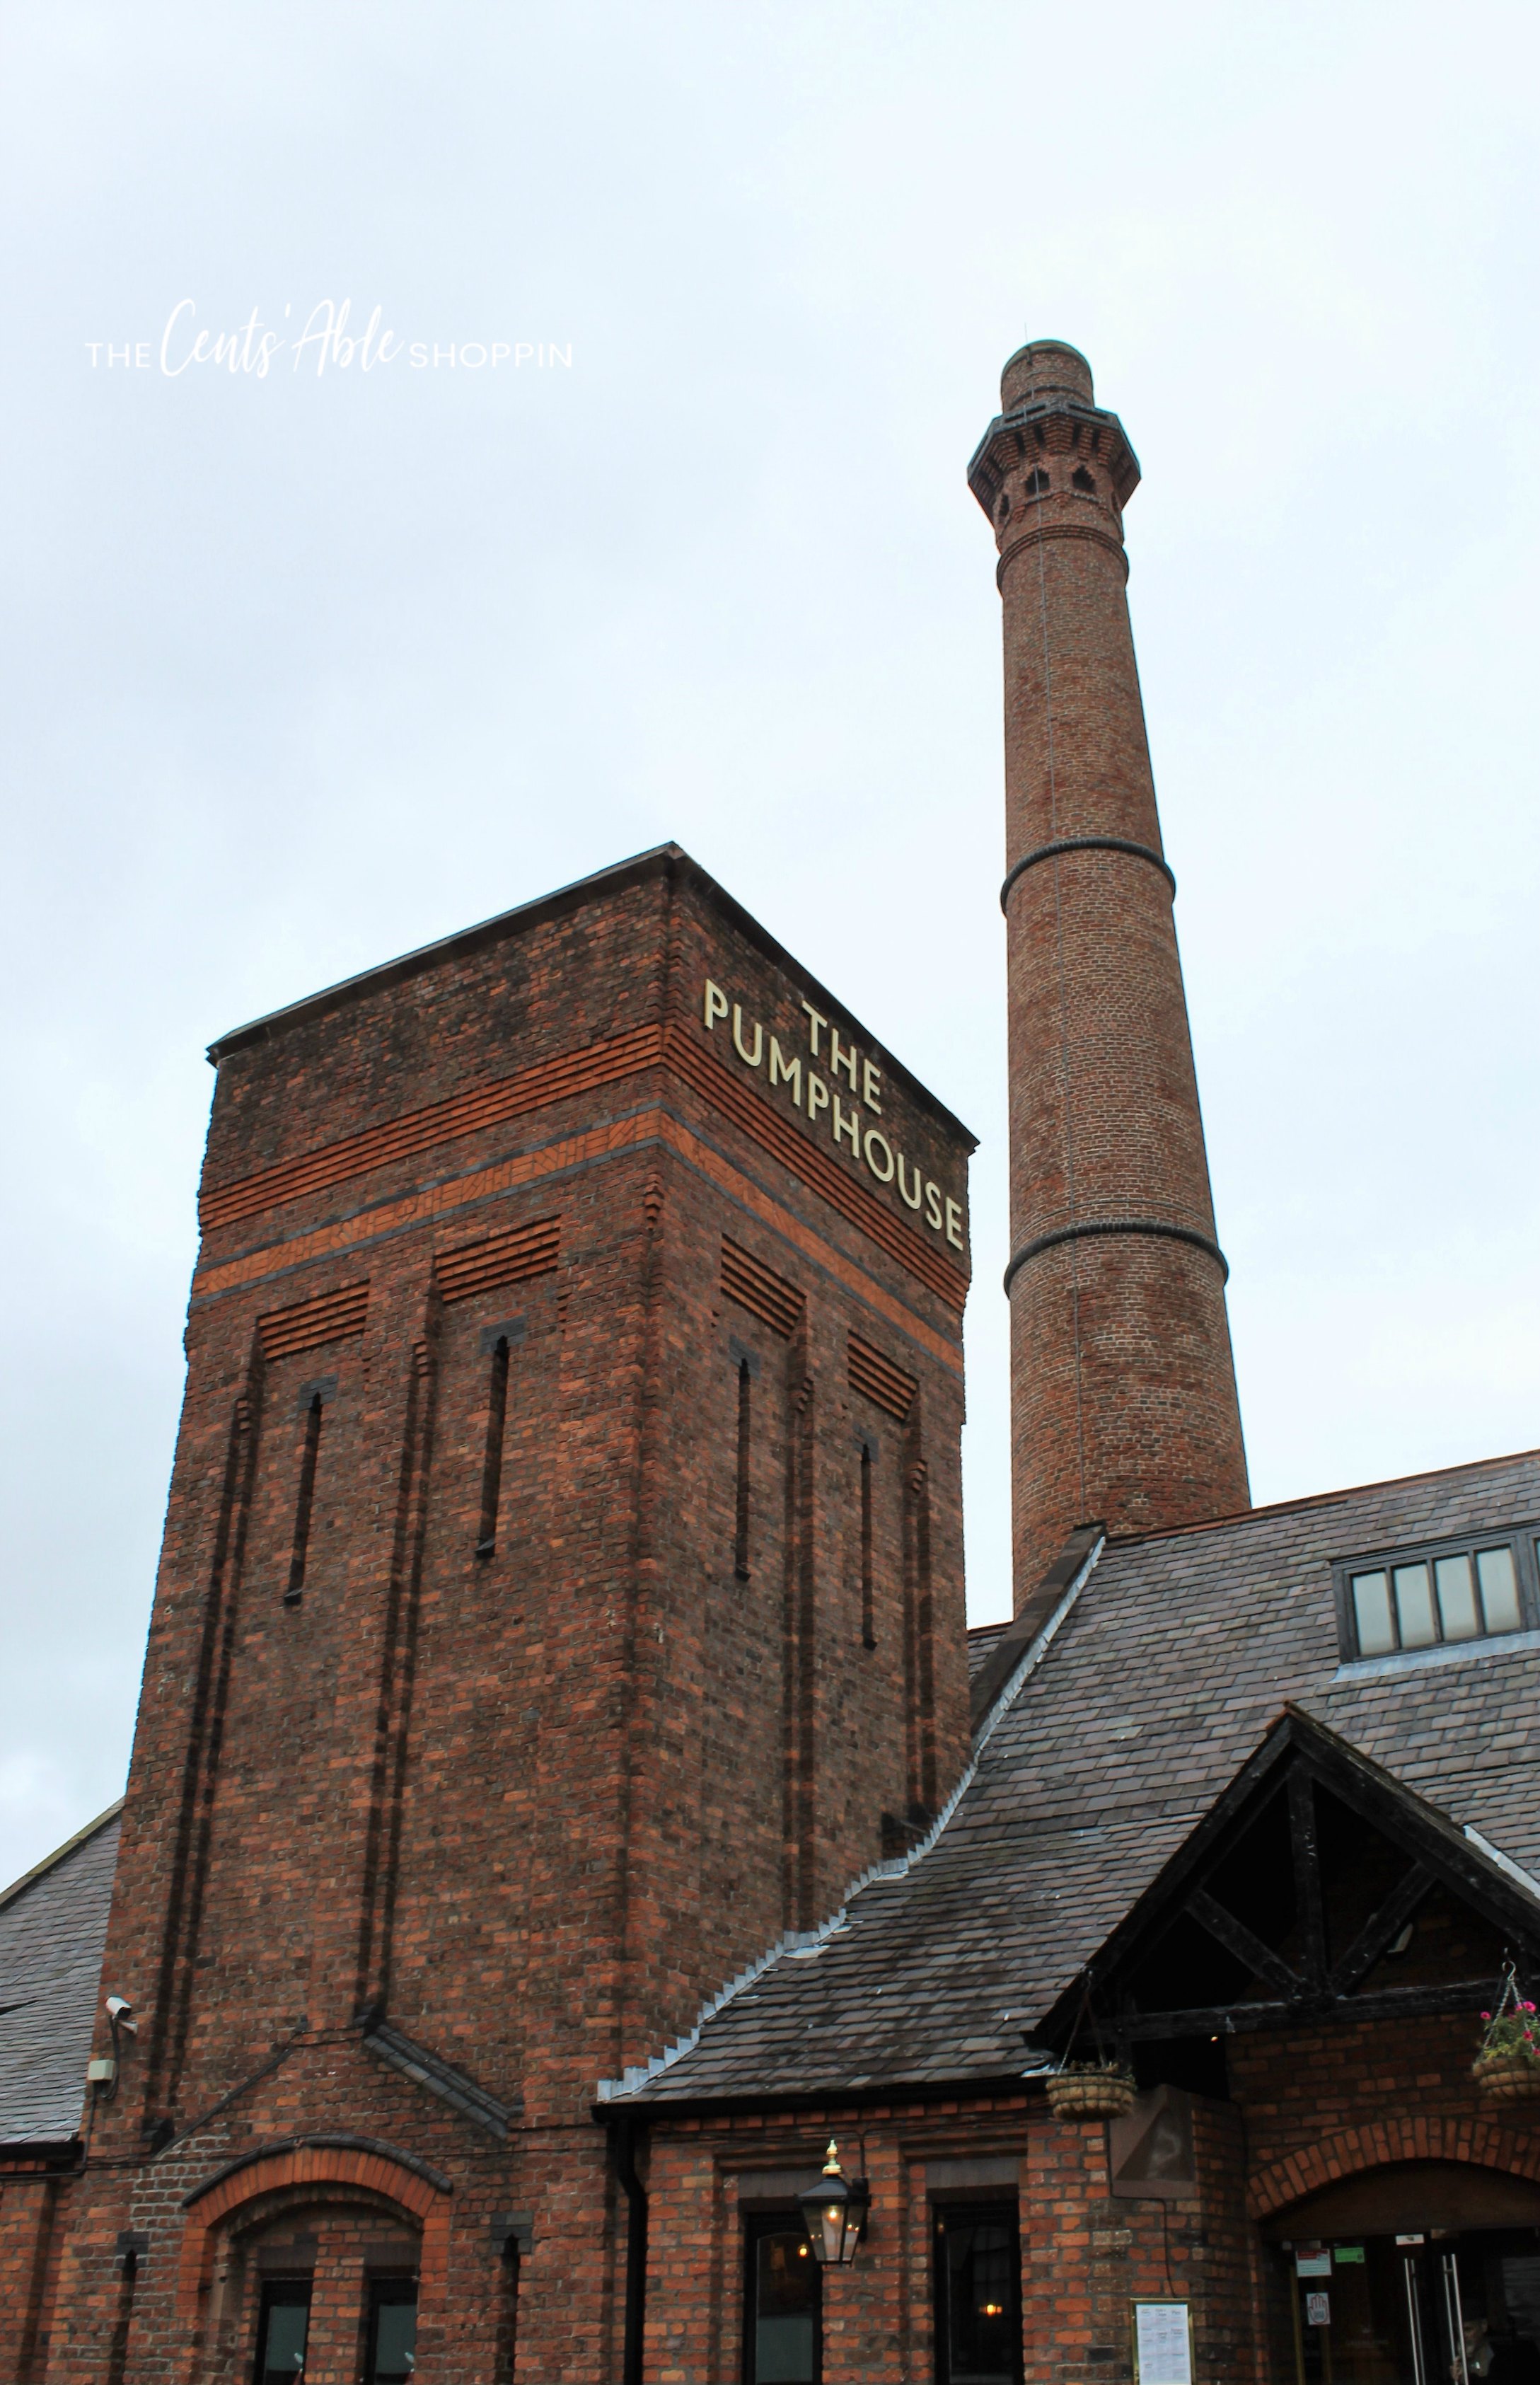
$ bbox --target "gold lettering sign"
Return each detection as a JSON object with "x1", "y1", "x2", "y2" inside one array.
[{"x1": 702, "y1": 979, "x2": 965, "y2": 1252}]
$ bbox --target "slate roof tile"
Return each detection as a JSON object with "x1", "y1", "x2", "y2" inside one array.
[
  {"x1": 0, "y1": 1804, "x2": 121, "y2": 2147},
  {"x1": 616, "y1": 1450, "x2": 1540, "y2": 2105}
]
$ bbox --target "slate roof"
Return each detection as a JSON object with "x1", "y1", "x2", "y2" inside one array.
[
  {"x1": 0, "y1": 1803, "x2": 121, "y2": 2147},
  {"x1": 967, "y1": 1621, "x2": 1008, "y2": 1684},
  {"x1": 609, "y1": 1448, "x2": 1540, "y2": 2105}
]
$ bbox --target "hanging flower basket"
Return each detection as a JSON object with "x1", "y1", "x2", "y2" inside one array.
[
  {"x1": 1474, "y1": 2053, "x2": 1540, "y2": 2103},
  {"x1": 1046, "y1": 2063, "x2": 1137, "y2": 2120},
  {"x1": 1473, "y1": 1969, "x2": 1540, "y2": 2101}
]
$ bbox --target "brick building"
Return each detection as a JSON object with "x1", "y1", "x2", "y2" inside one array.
[{"x1": 3, "y1": 341, "x2": 1539, "y2": 2385}]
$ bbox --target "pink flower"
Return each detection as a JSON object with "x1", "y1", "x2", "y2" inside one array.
[
  {"x1": 1525, "y1": 2002, "x2": 1536, "y2": 2014},
  {"x1": 1482, "y1": 2011, "x2": 1492, "y2": 2021}
]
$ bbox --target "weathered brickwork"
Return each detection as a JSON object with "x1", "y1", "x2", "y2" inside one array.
[
  {"x1": 18, "y1": 847, "x2": 973, "y2": 2380},
  {"x1": 968, "y1": 340, "x2": 1249, "y2": 1597}
]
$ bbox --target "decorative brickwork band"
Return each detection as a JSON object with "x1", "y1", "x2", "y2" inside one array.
[
  {"x1": 999, "y1": 835, "x2": 1176, "y2": 913},
  {"x1": 1002, "y1": 1216, "x2": 1230, "y2": 1298},
  {"x1": 198, "y1": 1017, "x2": 966, "y2": 1312},
  {"x1": 199, "y1": 1026, "x2": 663, "y2": 1230}
]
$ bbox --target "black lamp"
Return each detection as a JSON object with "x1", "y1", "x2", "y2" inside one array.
[{"x1": 797, "y1": 2140, "x2": 869, "y2": 2266}]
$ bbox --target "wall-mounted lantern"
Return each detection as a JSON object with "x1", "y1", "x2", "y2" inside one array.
[{"x1": 797, "y1": 2141, "x2": 869, "y2": 2267}]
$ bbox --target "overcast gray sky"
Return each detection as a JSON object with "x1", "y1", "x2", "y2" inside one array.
[{"x1": 2, "y1": 0, "x2": 1536, "y2": 1890}]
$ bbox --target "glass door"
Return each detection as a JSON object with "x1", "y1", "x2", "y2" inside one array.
[{"x1": 1288, "y1": 2231, "x2": 1540, "y2": 2385}]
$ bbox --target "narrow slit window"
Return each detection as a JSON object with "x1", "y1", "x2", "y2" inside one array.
[
  {"x1": 1024, "y1": 467, "x2": 1050, "y2": 496},
  {"x1": 734, "y1": 1358, "x2": 752, "y2": 1583},
  {"x1": 284, "y1": 1395, "x2": 324, "y2": 1604},
  {"x1": 477, "y1": 1334, "x2": 511, "y2": 1557},
  {"x1": 860, "y1": 1444, "x2": 876, "y2": 1649}
]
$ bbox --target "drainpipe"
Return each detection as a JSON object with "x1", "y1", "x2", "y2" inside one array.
[{"x1": 611, "y1": 2113, "x2": 648, "y2": 2385}]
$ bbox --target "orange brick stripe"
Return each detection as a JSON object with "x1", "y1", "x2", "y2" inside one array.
[
  {"x1": 192, "y1": 1116, "x2": 963, "y2": 1374},
  {"x1": 848, "y1": 1329, "x2": 917, "y2": 1420},
  {"x1": 198, "y1": 1025, "x2": 666, "y2": 1231},
  {"x1": 722, "y1": 1237, "x2": 804, "y2": 1339},
  {"x1": 665, "y1": 1026, "x2": 968, "y2": 1312},
  {"x1": 197, "y1": 1020, "x2": 968, "y2": 1315},
  {"x1": 435, "y1": 1215, "x2": 560, "y2": 1303},
  {"x1": 257, "y1": 1281, "x2": 369, "y2": 1360}
]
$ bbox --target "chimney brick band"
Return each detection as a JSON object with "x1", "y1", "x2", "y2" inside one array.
[
  {"x1": 1000, "y1": 836, "x2": 1176, "y2": 915},
  {"x1": 1003, "y1": 1215, "x2": 1230, "y2": 1298}
]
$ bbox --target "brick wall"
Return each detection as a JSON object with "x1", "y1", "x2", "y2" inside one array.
[
  {"x1": 27, "y1": 847, "x2": 973, "y2": 2380},
  {"x1": 628, "y1": 2003, "x2": 1540, "y2": 2385}
]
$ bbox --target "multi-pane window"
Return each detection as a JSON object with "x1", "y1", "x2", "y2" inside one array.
[
  {"x1": 254, "y1": 2280, "x2": 311, "y2": 2382},
  {"x1": 366, "y1": 2278, "x2": 418, "y2": 2384},
  {"x1": 933, "y1": 2204, "x2": 1023, "y2": 2385},
  {"x1": 743, "y1": 2218, "x2": 820, "y2": 2385},
  {"x1": 1343, "y1": 1534, "x2": 1531, "y2": 1661}
]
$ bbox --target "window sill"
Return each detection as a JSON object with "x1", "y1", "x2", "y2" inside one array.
[{"x1": 1333, "y1": 1626, "x2": 1540, "y2": 1683}]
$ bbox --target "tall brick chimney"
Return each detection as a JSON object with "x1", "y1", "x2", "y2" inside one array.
[{"x1": 968, "y1": 340, "x2": 1249, "y2": 1602}]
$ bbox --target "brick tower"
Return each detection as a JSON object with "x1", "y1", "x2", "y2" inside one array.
[
  {"x1": 35, "y1": 848, "x2": 972, "y2": 2382},
  {"x1": 968, "y1": 341, "x2": 1249, "y2": 1600}
]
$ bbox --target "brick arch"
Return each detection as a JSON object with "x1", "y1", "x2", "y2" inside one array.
[
  {"x1": 1250, "y1": 2118, "x2": 1540, "y2": 2220},
  {"x1": 175, "y1": 2137, "x2": 451, "y2": 2327}
]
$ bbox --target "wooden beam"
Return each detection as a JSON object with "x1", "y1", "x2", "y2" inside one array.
[
  {"x1": 1113, "y1": 1978, "x2": 1492, "y2": 2042},
  {"x1": 1186, "y1": 1888, "x2": 1299, "y2": 1997},
  {"x1": 1288, "y1": 1770, "x2": 1327, "y2": 1990},
  {"x1": 1326, "y1": 1862, "x2": 1434, "y2": 1997}
]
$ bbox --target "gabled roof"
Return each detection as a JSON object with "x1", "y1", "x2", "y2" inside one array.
[
  {"x1": 607, "y1": 1447, "x2": 1540, "y2": 2107},
  {"x1": 1036, "y1": 1705, "x2": 1540, "y2": 2054},
  {"x1": 0, "y1": 1802, "x2": 122, "y2": 2149}
]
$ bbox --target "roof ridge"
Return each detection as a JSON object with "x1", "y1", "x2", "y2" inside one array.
[
  {"x1": 0, "y1": 1798, "x2": 125, "y2": 1917},
  {"x1": 1108, "y1": 1445, "x2": 1540, "y2": 1549}
]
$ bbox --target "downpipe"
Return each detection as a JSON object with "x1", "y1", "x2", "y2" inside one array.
[{"x1": 610, "y1": 2114, "x2": 648, "y2": 2385}]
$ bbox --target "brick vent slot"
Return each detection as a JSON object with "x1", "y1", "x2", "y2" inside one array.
[
  {"x1": 436, "y1": 1218, "x2": 560, "y2": 1304},
  {"x1": 257, "y1": 1283, "x2": 369, "y2": 1361},
  {"x1": 848, "y1": 1330, "x2": 917, "y2": 1420},
  {"x1": 721, "y1": 1239, "x2": 804, "y2": 1339}
]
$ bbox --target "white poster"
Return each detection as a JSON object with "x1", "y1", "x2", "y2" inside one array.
[{"x1": 1134, "y1": 2302, "x2": 1193, "y2": 2385}]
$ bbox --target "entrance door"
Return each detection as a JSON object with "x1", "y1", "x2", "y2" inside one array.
[{"x1": 1288, "y1": 2230, "x2": 1540, "y2": 2385}]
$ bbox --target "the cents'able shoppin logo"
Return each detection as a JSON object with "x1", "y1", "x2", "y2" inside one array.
[{"x1": 85, "y1": 302, "x2": 573, "y2": 379}]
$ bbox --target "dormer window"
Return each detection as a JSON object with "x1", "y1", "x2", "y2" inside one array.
[{"x1": 1337, "y1": 1531, "x2": 1534, "y2": 1662}]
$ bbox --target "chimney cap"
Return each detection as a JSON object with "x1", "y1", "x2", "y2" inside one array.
[{"x1": 1000, "y1": 340, "x2": 1094, "y2": 411}]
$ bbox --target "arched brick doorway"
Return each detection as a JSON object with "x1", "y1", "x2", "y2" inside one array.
[
  {"x1": 1258, "y1": 2140, "x2": 1540, "y2": 2385},
  {"x1": 176, "y1": 2136, "x2": 451, "y2": 2382}
]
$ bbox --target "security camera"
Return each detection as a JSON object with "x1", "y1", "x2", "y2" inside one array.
[{"x1": 105, "y1": 1996, "x2": 137, "y2": 2033}]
